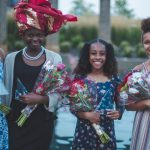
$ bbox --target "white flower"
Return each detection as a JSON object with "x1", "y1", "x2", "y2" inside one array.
[
  {"x1": 129, "y1": 88, "x2": 139, "y2": 94},
  {"x1": 120, "y1": 91, "x2": 128, "y2": 99},
  {"x1": 43, "y1": 60, "x2": 54, "y2": 71},
  {"x1": 130, "y1": 72, "x2": 143, "y2": 82}
]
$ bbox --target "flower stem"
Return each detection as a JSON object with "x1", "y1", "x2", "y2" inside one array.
[
  {"x1": 0, "y1": 104, "x2": 11, "y2": 114},
  {"x1": 92, "y1": 123, "x2": 110, "y2": 144}
]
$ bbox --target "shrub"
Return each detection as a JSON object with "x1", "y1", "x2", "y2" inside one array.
[
  {"x1": 7, "y1": 16, "x2": 21, "y2": 51},
  {"x1": 122, "y1": 46, "x2": 133, "y2": 57},
  {"x1": 14, "y1": 40, "x2": 25, "y2": 51},
  {"x1": 60, "y1": 41, "x2": 71, "y2": 53},
  {"x1": 119, "y1": 41, "x2": 130, "y2": 49},
  {"x1": 118, "y1": 41, "x2": 132, "y2": 57},
  {"x1": 71, "y1": 35, "x2": 83, "y2": 48},
  {"x1": 137, "y1": 48, "x2": 146, "y2": 58},
  {"x1": 111, "y1": 26, "x2": 141, "y2": 46}
]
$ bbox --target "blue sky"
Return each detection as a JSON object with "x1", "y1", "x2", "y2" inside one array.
[{"x1": 59, "y1": 0, "x2": 150, "y2": 19}]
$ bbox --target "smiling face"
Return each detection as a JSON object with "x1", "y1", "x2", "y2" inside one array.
[
  {"x1": 22, "y1": 28, "x2": 45, "y2": 51},
  {"x1": 89, "y1": 42, "x2": 106, "y2": 72},
  {"x1": 143, "y1": 32, "x2": 150, "y2": 57}
]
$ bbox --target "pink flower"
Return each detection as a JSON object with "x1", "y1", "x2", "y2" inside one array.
[
  {"x1": 35, "y1": 83, "x2": 44, "y2": 94},
  {"x1": 57, "y1": 63, "x2": 66, "y2": 71}
]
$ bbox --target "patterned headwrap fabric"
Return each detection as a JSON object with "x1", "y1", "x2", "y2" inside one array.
[{"x1": 14, "y1": 0, "x2": 77, "y2": 35}]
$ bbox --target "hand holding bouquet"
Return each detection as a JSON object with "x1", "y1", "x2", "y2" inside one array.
[
  {"x1": 16, "y1": 60, "x2": 70, "y2": 127},
  {"x1": 68, "y1": 79, "x2": 94, "y2": 112},
  {"x1": 119, "y1": 70, "x2": 150, "y2": 105},
  {"x1": 66, "y1": 78, "x2": 110, "y2": 144}
]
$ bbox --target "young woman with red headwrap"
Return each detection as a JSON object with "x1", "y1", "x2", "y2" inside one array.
[{"x1": 3, "y1": 0, "x2": 77, "y2": 150}]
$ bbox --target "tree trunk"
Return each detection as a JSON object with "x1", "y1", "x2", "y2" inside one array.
[
  {"x1": 0, "y1": 0, "x2": 7, "y2": 49},
  {"x1": 99, "y1": 0, "x2": 111, "y2": 42},
  {"x1": 46, "y1": 0, "x2": 59, "y2": 52}
]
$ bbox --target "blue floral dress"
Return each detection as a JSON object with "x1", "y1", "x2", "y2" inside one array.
[
  {"x1": 0, "y1": 61, "x2": 9, "y2": 150},
  {"x1": 72, "y1": 76, "x2": 124, "y2": 150}
]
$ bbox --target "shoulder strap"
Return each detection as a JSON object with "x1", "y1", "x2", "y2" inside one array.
[{"x1": 142, "y1": 62, "x2": 148, "y2": 74}]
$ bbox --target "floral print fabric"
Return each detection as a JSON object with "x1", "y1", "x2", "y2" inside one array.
[
  {"x1": 72, "y1": 77, "x2": 123, "y2": 150},
  {"x1": 0, "y1": 61, "x2": 9, "y2": 150}
]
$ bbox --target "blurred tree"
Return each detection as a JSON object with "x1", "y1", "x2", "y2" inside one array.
[
  {"x1": 70, "y1": 0, "x2": 111, "y2": 42},
  {"x1": 99, "y1": 0, "x2": 111, "y2": 42},
  {"x1": 0, "y1": 0, "x2": 7, "y2": 45},
  {"x1": 47, "y1": 0, "x2": 59, "y2": 51},
  {"x1": 70, "y1": 0, "x2": 95, "y2": 16},
  {"x1": 113, "y1": 0, "x2": 134, "y2": 18}
]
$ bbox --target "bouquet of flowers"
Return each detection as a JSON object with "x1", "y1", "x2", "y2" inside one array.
[
  {"x1": 16, "y1": 60, "x2": 70, "y2": 127},
  {"x1": 118, "y1": 70, "x2": 150, "y2": 105},
  {"x1": 66, "y1": 78, "x2": 110, "y2": 144},
  {"x1": 0, "y1": 79, "x2": 10, "y2": 114}
]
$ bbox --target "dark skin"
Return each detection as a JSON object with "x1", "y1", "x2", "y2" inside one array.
[
  {"x1": 77, "y1": 42, "x2": 120, "y2": 124},
  {"x1": 22, "y1": 28, "x2": 46, "y2": 66},
  {"x1": 19, "y1": 28, "x2": 49, "y2": 105},
  {"x1": 126, "y1": 32, "x2": 150, "y2": 111}
]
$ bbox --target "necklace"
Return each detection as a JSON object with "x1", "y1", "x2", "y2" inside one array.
[{"x1": 22, "y1": 47, "x2": 44, "y2": 61}]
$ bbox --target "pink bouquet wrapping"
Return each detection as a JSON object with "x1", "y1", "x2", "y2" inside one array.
[
  {"x1": 16, "y1": 60, "x2": 70, "y2": 127},
  {"x1": 66, "y1": 78, "x2": 110, "y2": 144},
  {"x1": 118, "y1": 70, "x2": 150, "y2": 105}
]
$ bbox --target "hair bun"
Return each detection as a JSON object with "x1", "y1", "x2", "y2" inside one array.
[{"x1": 141, "y1": 17, "x2": 150, "y2": 33}]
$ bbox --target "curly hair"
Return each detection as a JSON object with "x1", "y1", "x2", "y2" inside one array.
[
  {"x1": 141, "y1": 17, "x2": 150, "y2": 41},
  {"x1": 74, "y1": 38, "x2": 118, "y2": 78},
  {"x1": 141, "y1": 17, "x2": 150, "y2": 33}
]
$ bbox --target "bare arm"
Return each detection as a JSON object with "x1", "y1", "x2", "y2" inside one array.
[
  {"x1": 20, "y1": 93, "x2": 49, "y2": 105},
  {"x1": 125, "y1": 100, "x2": 150, "y2": 111}
]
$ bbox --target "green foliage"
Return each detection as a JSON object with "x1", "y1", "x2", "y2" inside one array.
[
  {"x1": 119, "y1": 41, "x2": 133, "y2": 57},
  {"x1": 7, "y1": 16, "x2": 23, "y2": 52},
  {"x1": 136, "y1": 43, "x2": 147, "y2": 58},
  {"x1": 70, "y1": 0, "x2": 95, "y2": 16},
  {"x1": 80, "y1": 26, "x2": 98, "y2": 41},
  {"x1": 111, "y1": 26, "x2": 141, "y2": 46},
  {"x1": 118, "y1": 41, "x2": 146, "y2": 58},
  {"x1": 113, "y1": 0, "x2": 134, "y2": 18},
  {"x1": 120, "y1": 41, "x2": 130, "y2": 49},
  {"x1": 137, "y1": 48, "x2": 147, "y2": 58},
  {"x1": 14, "y1": 40, "x2": 25, "y2": 51},
  {"x1": 122, "y1": 46, "x2": 133, "y2": 57},
  {"x1": 71, "y1": 35, "x2": 83, "y2": 48},
  {"x1": 60, "y1": 41, "x2": 71, "y2": 53},
  {"x1": 59, "y1": 26, "x2": 98, "y2": 53},
  {"x1": 112, "y1": 27, "x2": 128, "y2": 46},
  {"x1": 77, "y1": 42, "x2": 84, "y2": 50}
]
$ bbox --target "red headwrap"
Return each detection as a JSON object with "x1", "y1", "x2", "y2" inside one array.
[{"x1": 14, "y1": 0, "x2": 77, "y2": 35}]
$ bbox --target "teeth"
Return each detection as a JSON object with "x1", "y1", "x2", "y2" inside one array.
[{"x1": 94, "y1": 62, "x2": 101, "y2": 65}]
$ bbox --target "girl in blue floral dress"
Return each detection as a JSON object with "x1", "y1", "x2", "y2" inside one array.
[
  {"x1": 0, "y1": 58, "x2": 9, "y2": 150},
  {"x1": 71, "y1": 39, "x2": 124, "y2": 150}
]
